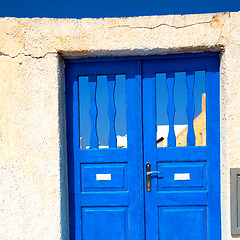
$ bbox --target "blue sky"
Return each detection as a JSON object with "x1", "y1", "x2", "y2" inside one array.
[
  {"x1": 79, "y1": 72, "x2": 205, "y2": 148},
  {"x1": 0, "y1": 0, "x2": 239, "y2": 18}
]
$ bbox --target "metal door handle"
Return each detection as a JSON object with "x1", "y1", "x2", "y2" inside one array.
[
  {"x1": 147, "y1": 171, "x2": 161, "y2": 175},
  {"x1": 146, "y1": 162, "x2": 161, "y2": 192}
]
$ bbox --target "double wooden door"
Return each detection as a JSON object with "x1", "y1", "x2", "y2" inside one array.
[{"x1": 65, "y1": 53, "x2": 221, "y2": 240}]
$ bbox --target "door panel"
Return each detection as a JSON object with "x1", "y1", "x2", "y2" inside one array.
[
  {"x1": 81, "y1": 163, "x2": 127, "y2": 192},
  {"x1": 157, "y1": 162, "x2": 206, "y2": 190},
  {"x1": 82, "y1": 207, "x2": 128, "y2": 240},
  {"x1": 142, "y1": 56, "x2": 220, "y2": 240},
  {"x1": 159, "y1": 206, "x2": 207, "y2": 240},
  {"x1": 65, "y1": 60, "x2": 144, "y2": 240}
]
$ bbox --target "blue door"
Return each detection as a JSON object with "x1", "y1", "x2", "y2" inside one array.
[
  {"x1": 65, "y1": 53, "x2": 221, "y2": 240},
  {"x1": 142, "y1": 56, "x2": 221, "y2": 240}
]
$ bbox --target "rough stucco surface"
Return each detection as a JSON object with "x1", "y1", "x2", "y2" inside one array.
[{"x1": 0, "y1": 12, "x2": 240, "y2": 239}]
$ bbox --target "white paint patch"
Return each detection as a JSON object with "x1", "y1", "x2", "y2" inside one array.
[
  {"x1": 96, "y1": 174, "x2": 112, "y2": 181},
  {"x1": 174, "y1": 173, "x2": 190, "y2": 181}
]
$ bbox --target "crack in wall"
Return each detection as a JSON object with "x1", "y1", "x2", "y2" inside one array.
[
  {"x1": 0, "y1": 12, "x2": 232, "y2": 59},
  {"x1": 0, "y1": 52, "x2": 58, "y2": 59},
  {"x1": 109, "y1": 21, "x2": 213, "y2": 30},
  {"x1": 109, "y1": 13, "x2": 231, "y2": 32}
]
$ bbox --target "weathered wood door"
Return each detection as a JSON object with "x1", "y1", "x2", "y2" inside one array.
[{"x1": 65, "y1": 53, "x2": 221, "y2": 240}]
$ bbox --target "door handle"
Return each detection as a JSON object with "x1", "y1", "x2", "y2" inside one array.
[
  {"x1": 146, "y1": 162, "x2": 161, "y2": 192},
  {"x1": 147, "y1": 171, "x2": 161, "y2": 175}
]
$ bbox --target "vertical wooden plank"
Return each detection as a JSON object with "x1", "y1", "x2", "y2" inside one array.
[
  {"x1": 65, "y1": 64, "x2": 81, "y2": 240},
  {"x1": 107, "y1": 74, "x2": 117, "y2": 148},
  {"x1": 143, "y1": 60, "x2": 158, "y2": 240},
  {"x1": 73, "y1": 78, "x2": 82, "y2": 240},
  {"x1": 206, "y1": 62, "x2": 221, "y2": 240},
  {"x1": 126, "y1": 60, "x2": 145, "y2": 240},
  {"x1": 166, "y1": 72, "x2": 176, "y2": 147},
  {"x1": 186, "y1": 71, "x2": 196, "y2": 146},
  {"x1": 88, "y1": 75, "x2": 98, "y2": 149},
  {"x1": 135, "y1": 60, "x2": 145, "y2": 240}
]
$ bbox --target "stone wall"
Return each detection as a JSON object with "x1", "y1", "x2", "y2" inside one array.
[{"x1": 0, "y1": 12, "x2": 240, "y2": 239}]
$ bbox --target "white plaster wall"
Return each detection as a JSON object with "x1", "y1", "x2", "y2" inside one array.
[
  {"x1": 0, "y1": 54, "x2": 68, "y2": 239},
  {"x1": 0, "y1": 11, "x2": 240, "y2": 239}
]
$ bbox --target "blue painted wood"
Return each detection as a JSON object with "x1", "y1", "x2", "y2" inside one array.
[
  {"x1": 166, "y1": 72, "x2": 176, "y2": 147},
  {"x1": 65, "y1": 52, "x2": 219, "y2": 64},
  {"x1": 81, "y1": 163, "x2": 127, "y2": 191},
  {"x1": 142, "y1": 55, "x2": 220, "y2": 240},
  {"x1": 206, "y1": 65, "x2": 221, "y2": 240},
  {"x1": 66, "y1": 55, "x2": 218, "y2": 76},
  {"x1": 157, "y1": 191, "x2": 208, "y2": 206},
  {"x1": 107, "y1": 74, "x2": 117, "y2": 148},
  {"x1": 157, "y1": 146, "x2": 207, "y2": 161},
  {"x1": 142, "y1": 60, "x2": 158, "y2": 240},
  {"x1": 66, "y1": 60, "x2": 144, "y2": 240},
  {"x1": 65, "y1": 65, "x2": 76, "y2": 240},
  {"x1": 88, "y1": 75, "x2": 98, "y2": 149},
  {"x1": 79, "y1": 148, "x2": 128, "y2": 163},
  {"x1": 159, "y1": 207, "x2": 207, "y2": 240},
  {"x1": 72, "y1": 79, "x2": 82, "y2": 240},
  {"x1": 133, "y1": 60, "x2": 145, "y2": 240},
  {"x1": 126, "y1": 61, "x2": 145, "y2": 240},
  {"x1": 157, "y1": 162, "x2": 206, "y2": 190},
  {"x1": 65, "y1": 65, "x2": 81, "y2": 240},
  {"x1": 66, "y1": 54, "x2": 221, "y2": 240},
  {"x1": 81, "y1": 193, "x2": 129, "y2": 206},
  {"x1": 186, "y1": 71, "x2": 196, "y2": 146},
  {"x1": 82, "y1": 207, "x2": 128, "y2": 240}
]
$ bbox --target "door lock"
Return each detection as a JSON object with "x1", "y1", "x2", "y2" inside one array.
[{"x1": 146, "y1": 162, "x2": 161, "y2": 192}]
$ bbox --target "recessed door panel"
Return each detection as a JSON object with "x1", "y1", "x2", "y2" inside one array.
[
  {"x1": 82, "y1": 207, "x2": 128, "y2": 240},
  {"x1": 81, "y1": 163, "x2": 127, "y2": 192},
  {"x1": 159, "y1": 206, "x2": 207, "y2": 240},
  {"x1": 157, "y1": 162, "x2": 206, "y2": 190}
]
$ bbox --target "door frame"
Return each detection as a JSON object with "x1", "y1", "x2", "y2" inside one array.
[{"x1": 65, "y1": 52, "x2": 221, "y2": 240}]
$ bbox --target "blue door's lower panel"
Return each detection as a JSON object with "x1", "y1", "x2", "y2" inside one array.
[
  {"x1": 158, "y1": 206, "x2": 207, "y2": 240},
  {"x1": 82, "y1": 207, "x2": 128, "y2": 240}
]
